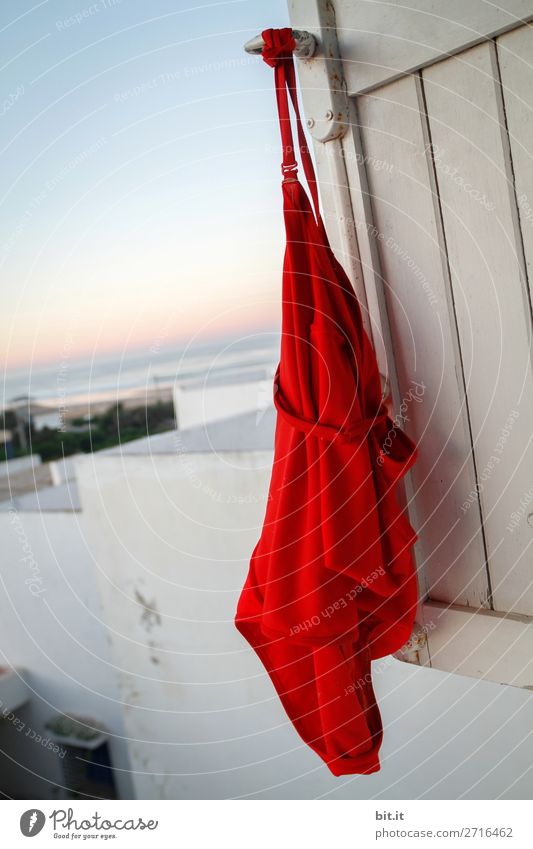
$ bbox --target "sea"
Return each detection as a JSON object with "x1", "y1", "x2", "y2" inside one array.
[{"x1": 1, "y1": 334, "x2": 281, "y2": 411}]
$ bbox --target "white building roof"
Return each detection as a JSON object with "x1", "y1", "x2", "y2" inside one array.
[
  {"x1": 0, "y1": 407, "x2": 276, "y2": 513},
  {"x1": 116, "y1": 406, "x2": 275, "y2": 455}
]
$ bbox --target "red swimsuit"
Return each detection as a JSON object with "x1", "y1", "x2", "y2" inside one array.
[{"x1": 235, "y1": 28, "x2": 419, "y2": 776}]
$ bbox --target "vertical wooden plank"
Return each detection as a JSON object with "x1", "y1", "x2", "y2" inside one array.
[
  {"x1": 340, "y1": 101, "x2": 422, "y2": 571},
  {"x1": 497, "y1": 25, "x2": 533, "y2": 317},
  {"x1": 357, "y1": 76, "x2": 490, "y2": 608},
  {"x1": 311, "y1": 140, "x2": 371, "y2": 325},
  {"x1": 288, "y1": 0, "x2": 374, "y2": 337},
  {"x1": 423, "y1": 42, "x2": 533, "y2": 616}
]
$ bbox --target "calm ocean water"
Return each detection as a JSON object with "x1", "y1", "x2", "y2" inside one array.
[{"x1": 1, "y1": 335, "x2": 280, "y2": 408}]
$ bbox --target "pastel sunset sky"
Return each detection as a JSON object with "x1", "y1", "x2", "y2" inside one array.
[{"x1": 1, "y1": 0, "x2": 290, "y2": 372}]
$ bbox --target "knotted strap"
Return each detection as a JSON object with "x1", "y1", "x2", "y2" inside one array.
[
  {"x1": 273, "y1": 365, "x2": 389, "y2": 444},
  {"x1": 261, "y1": 28, "x2": 321, "y2": 222},
  {"x1": 261, "y1": 27, "x2": 296, "y2": 67}
]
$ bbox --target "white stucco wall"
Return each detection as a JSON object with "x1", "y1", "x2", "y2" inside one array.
[
  {"x1": 74, "y1": 446, "x2": 533, "y2": 800},
  {"x1": 0, "y1": 508, "x2": 134, "y2": 799}
]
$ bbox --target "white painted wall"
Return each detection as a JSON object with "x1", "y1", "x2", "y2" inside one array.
[
  {"x1": 75, "y1": 448, "x2": 533, "y2": 800},
  {"x1": 0, "y1": 508, "x2": 134, "y2": 799},
  {"x1": 174, "y1": 375, "x2": 274, "y2": 430},
  {"x1": 49, "y1": 455, "x2": 80, "y2": 487}
]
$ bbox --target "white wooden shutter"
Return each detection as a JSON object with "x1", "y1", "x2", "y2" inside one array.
[{"x1": 288, "y1": 0, "x2": 533, "y2": 686}]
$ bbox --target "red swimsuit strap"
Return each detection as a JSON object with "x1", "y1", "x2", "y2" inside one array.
[{"x1": 261, "y1": 28, "x2": 321, "y2": 222}]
